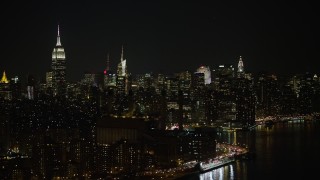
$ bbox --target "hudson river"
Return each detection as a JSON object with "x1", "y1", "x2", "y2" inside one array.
[{"x1": 183, "y1": 120, "x2": 320, "y2": 180}]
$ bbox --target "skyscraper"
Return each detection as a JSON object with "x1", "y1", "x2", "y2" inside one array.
[
  {"x1": 237, "y1": 56, "x2": 245, "y2": 78},
  {"x1": 51, "y1": 25, "x2": 66, "y2": 97},
  {"x1": 116, "y1": 46, "x2": 128, "y2": 95},
  {"x1": 0, "y1": 70, "x2": 11, "y2": 100},
  {"x1": 0, "y1": 71, "x2": 9, "y2": 83},
  {"x1": 196, "y1": 66, "x2": 211, "y2": 85}
]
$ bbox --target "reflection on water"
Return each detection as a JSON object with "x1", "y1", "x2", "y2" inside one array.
[
  {"x1": 198, "y1": 161, "x2": 248, "y2": 180},
  {"x1": 200, "y1": 164, "x2": 234, "y2": 180},
  {"x1": 193, "y1": 121, "x2": 320, "y2": 180}
]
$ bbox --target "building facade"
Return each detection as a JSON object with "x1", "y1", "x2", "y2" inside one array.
[{"x1": 51, "y1": 25, "x2": 66, "y2": 97}]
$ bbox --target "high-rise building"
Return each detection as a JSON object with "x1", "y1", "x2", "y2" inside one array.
[
  {"x1": 10, "y1": 76, "x2": 21, "y2": 100},
  {"x1": 46, "y1": 72, "x2": 53, "y2": 88},
  {"x1": 210, "y1": 64, "x2": 236, "y2": 123},
  {"x1": 212, "y1": 64, "x2": 234, "y2": 85},
  {"x1": 27, "y1": 74, "x2": 35, "y2": 100},
  {"x1": 191, "y1": 72, "x2": 206, "y2": 123},
  {"x1": 51, "y1": 25, "x2": 66, "y2": 97},
  {"x1": 235, "y1": 78, "x2": 255, "y2": 127},
  {"x1": 0, "y1": 71, "x2": 9, "y2": 83},
  {"x1": 255, "y1": 74, "x2": 281, "y2": 117},
  {"x1": 237, "y1": 56, "x2": 245, "y2": 78},
  {"x1": 0, "y1": 71, "x2": 11, "y2": 100},
  {"x1": 234, "y1": 56, "x2": 255, "y2": 127},
  {"x1": 117, "y1": 46, "x2": 127, "y2": 77},
  {"x1": 196, "y1": 66, "x2": 211, "y2": 85},
  {"x1": 116, "y1": 46, "x2": 128, "y2": 95},
  {"x1": 103, "y1": 52, "x2": 115, "y2": 89},
  {"x1": 178, "y1": 71, "x2": 192, "y2": 123}
]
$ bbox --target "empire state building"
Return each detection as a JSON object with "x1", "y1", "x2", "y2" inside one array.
[{"x1": 51, "y1": 25, "x2": 66, "y2": 97}]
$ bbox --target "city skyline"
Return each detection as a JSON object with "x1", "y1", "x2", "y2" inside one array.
[{"x1": 0, "y1": 1, "x2": 318, "y2": 82}]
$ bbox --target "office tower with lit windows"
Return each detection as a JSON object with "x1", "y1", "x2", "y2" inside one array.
[
  {"x1": 235, "y1": 56, "x2": 255, "y2": 127},
  {"x1": 27, "y1": 74, "x2": 35, "y2": 100},
  {"x1": 165, "y1": 76, "x2": 180, "y2": 124},
  {"x1": 156, "y1": 74, "x2": 165, "y2": 94},
  {"x1": 51, "y1": 25, "x2": 66, "y2": 97},
  {"x1": 209, "y1": 64, "x2": 236, "y2": 123},
  {"x1": 116, "y1": 46, "x2": 128, "y2": 95},
  {"x1": 298, "y1": 72, "x2": 314, "y2": 114},
  {"x1": 96, "y1": 116, "x2": 144, "y2": 173},
  {"x1": 10, "y1": 76, "x2": 21, "y2": 100},
  {"x1": 178, "y1": 71, "x2": 192, "y2": 123},
  {"x1": 255, "y1": 74, "x2": 281, "y2": 117},
  {"x1": 196, "y1": 66, "x2": 211, "y2": 85},
  {"x1": 235, "y1": 77, "x2": 255, "y2": 127},
  {"x1": 211, "y1": 64, "x2": 235, "y2": 86},
  {"x1": 46, "y1": 72, "x2": 53, "y2": 88},
  {"x1": 191, "y1": 72, "x2": 206, "y2": 123},
  {"x1": 237, "y1": 56, "x2": 245, "y2": 78},
  {"x1": 103, "y1": 53, "x2": 117, "y2": 89}
]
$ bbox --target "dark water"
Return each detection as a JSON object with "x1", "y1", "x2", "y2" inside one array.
[{"x1": 185, "y1": 121, "x2": 320, "y2": 180}]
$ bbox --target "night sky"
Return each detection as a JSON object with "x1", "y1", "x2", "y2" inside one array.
[{"x1": 1, "y1": 1, "x2": 318, "y2": 82}]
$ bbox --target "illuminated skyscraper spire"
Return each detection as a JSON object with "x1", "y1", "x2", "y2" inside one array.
[
  {"x1": 116, "y1": 45, "x2": 128, "y2": 95},
  {"x1": 117, "y1": 45, "x2": 127, "y2": 76},
  {"x1": 0, "y1": 71, "x2": 9, "y2": 83},
  {"x1": 52, "y1": 24, "x2": 66, "y2": 97},
  {"x1": 237, "y1": 56, "x2": 245, "y2": 78},
  {"x1": 120, "y1": 45, "x2": 124, "y2": 62},
  {"x1": 56, "y1": 24, "x2": 61, "y2": 46},
  {"x1": 237, "y1": 56, "x2": 244, "y2": 73}
]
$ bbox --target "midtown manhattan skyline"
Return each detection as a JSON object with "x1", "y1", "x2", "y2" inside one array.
[{"x1": 0, "y1": 0, "x2": 318, "y2": 82}]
